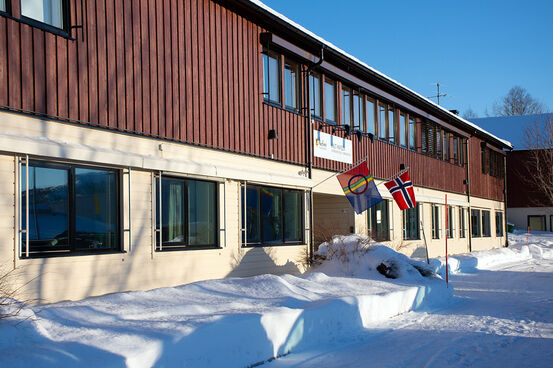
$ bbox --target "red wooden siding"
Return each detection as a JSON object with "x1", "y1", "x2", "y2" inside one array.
[
  {"x1": 0, "y1": 0, "x2": 503, "y2": 199},
  {"x1": 468, "y1": 138, "x2": 505, "y2": 201}
]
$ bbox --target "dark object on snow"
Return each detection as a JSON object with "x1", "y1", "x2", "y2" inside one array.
[
  {"x1": 377, "y1": 261, "x2": 399, "y2": 279},
  {"x1": 412, "y1": 263, "x2": 434, "y2": 277}
]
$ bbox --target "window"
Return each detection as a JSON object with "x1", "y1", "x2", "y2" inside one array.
[
  {"x1": 156, "y1": 176, "x2": 218, "y2": 250},
  {"x1": 453, "y1": 137, "x2": 458, "y2": 164},
  {"x1": 284, "y1": 59, "x2": 299, "y2": 111},
  {"x1": 378, "y1": 103, "x2": 387, "y2": 139},
  {"x1": 459, "y1": 207, "x2": 466, "y2": 238},
  {"x1": 408, "y1": 117, "x2": 416, "y2": 150},
  {"x1": 482, "y1": 210, "x2": 491, "y2": 237},
  {"x1": 342, "y1": 86, "x2": 352, "y2": 126},
  {"x1": 436, "y1": 129, "x2": 442, "y2": 159},
  {"x1": 21, "y1": 161, "x2": 119, "y2": 257},
  {"x1": 399, "y1": 113, "x2": 406, "y2": 147},
  {"x1": 481, "y1": 146, "x2": 490, "y2": 174},
  {"x1": 353, "y1": 93, "x2": 363, "y2": 131},
  {"x1": 21, "y1": 0, "x2": 67, "y2": 30},
  {"x1": 366, "y1": 98, "x2": 376, "y2": 135},
  {"x1": 368, "y1": 200, "x2": 389, "y2": 242},
  {"x1": 0, "y1": 0, "x2": 6, "y2": 12},
  {"x1": 471, "y1": 209, "x2": 481, "y2": 237},
  {"x1": 446, "y1": 206, "x2": 454, "y2": 238},
  {"x1": 263, "y1": 51, "x2": 281, "y2": 104},
  {"x1": 309, "y1": 72, "x2": 322, "y2": 118},
  {"x1": 495, "y1": 212, "x2": 504, "y2": 237},
  {"x1": 459, "y1": 139, "x2": 466, "y2": 166},
  {"x1": 324, "y1": 77, "x2": 336, "y2": 123},
  {"x1": 421, "y1": 121, "x2": 436, "y2": 156},
  {"x1": 528, "y1": 215, "x2": 546, "y2": 231},
  {"x1": 388, "y1": 107, "x2": 396, "y2": 144},
  {"x1": 403, "y1": 205, "x2": 420, "y2": 240},
  {"x1": 243, "y1": 185, "x2": 303, "y2": 246},
  {"x1": 550, "y1": 215, "x2": 553, "y2": 232},
  {"x1": 432, "y1": 205, "x2": 440, "y2": 239},
  {"x1": 443, "y1": 132, "x2": 450, "y2": 161}
]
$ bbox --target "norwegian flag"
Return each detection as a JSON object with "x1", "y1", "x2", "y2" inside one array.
[{"x1": 384, "y1": 171, "x2": 416, "y2": 210}]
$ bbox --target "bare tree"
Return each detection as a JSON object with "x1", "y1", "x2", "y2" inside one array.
[
  {"x1": 463, "y1": 107, "x2": 478, "y2": 120},
  {"x1": 493, "y1": 86, "x2": 546, "y2": 116},
  {"x1": 522, "y1": 115, "x2": 553, "y2": 208}
]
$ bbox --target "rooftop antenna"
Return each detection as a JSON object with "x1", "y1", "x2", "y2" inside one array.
[{"x1": 427, "y1": 82, "x2": 448, "y2": 105}]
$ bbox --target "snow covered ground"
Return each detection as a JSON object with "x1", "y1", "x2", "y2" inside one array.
[
  {"x1": 0, "y1": 231, "x2": 552, "y2": 367},
  {"x1": 268, "y1": 231, "x2": 553, "y2": 368}
]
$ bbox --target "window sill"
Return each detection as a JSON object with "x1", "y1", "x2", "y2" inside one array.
[
  {"x1": 155, "y1": 245, "x2": 222, "y2": 252},
  {"x1": 20, "y1": 249, "x2": 126, "y2": 260},
  {"x1": 242, "y1": 242, "x2": 306, "y2": 248}
]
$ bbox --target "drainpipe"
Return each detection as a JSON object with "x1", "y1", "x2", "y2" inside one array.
[
  {"x1": 305, "y1": 46, "x2": 324, "y2": 263},
  {"x1": 466, "y1": 137, "x2": 472, "y2": 253}
]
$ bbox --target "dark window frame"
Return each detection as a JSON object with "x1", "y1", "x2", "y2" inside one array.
[
  {"x1": 21, "y1": 160, "x2": 121, "y2": 258},
  {"x1": 432, "y1": 204, "x2": 440, "y2": 239},
  {"x1": 471, "y1": 209, "x2": 481, "y2": 237},
  {"x1": 309, "y1": 72, "x2": 322, "y2": 119},
  {"x1": 495, "y1": 211, "x2": 504, "y2": 237},
  {"x1": 408, "y1": 116, "x2": 416, "y2": 151},
  {"x1": 20, "y1": 0, "x2": 71, "y2": 34},
  {"x1": 0, "y1": 0, "x2": 10, "y2": 14},
  {"x1": 155, "y1": 175, "x2": 219, "y2": 251},
  {"x1": 459, "y1": 207, "x2": 466, "y2": 238},
  {"x1": 365, "y1": 97, "x2": 376, "y2": 135},
  {"x1": 402, "y1": 204, "x2": 420, "y2": 240},
  {"x1": 262, "y1": 50, "x2": 282, "y2": 106},
  {"x1": 284, "y1": 57, "x2": 300, "y2": 112},
  {"x1": 482, "y1": 210, "x2": 491, "y2": 237},
  {"x1": 399, "y1": 112, "x2": 407, "y2": 147},
  {"x1": 324, "y1": 76, "x2": 337, "y2": 124},
  {"x1": 341, "y1": 85, "x2": 352, "y2": 127},
  {"x1": 242, "y1": 185, "x2": 305, "y2": 247},
  {"x1": 446, "y1": 205, "x2": 454, "y2": 238},
  {"x1": 368, "y1": 199, "x2": 390, "y2": 242}
]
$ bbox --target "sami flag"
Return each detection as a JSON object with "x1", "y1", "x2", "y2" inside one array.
[
  {"x1": 384, "y1": 171, "x2": 416, "y2": 210},
  {"x1": 337, "y1": 161, "x2": 383, "y2": 215}
]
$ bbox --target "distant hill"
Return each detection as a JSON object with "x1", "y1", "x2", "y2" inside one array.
[{"x1": 470, "y1": 113, "x2": 553, "y2": 150}]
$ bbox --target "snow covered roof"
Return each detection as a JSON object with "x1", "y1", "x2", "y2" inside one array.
[
  {"x1": 247, "y1": 0, "x2": 513, "y2": 149},
  {"x1": 470, "y1": 113, "x2": 553, "y2": 150}
]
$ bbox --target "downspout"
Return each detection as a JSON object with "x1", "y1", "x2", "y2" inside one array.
[
  {"x1": 466, "y1": 137, "x2": 472, "y2": 253},
  {"x1": 305, "y1": 46, "x2": 324, "y2": 263},
  {"x1": 503, "y1": 149, "x2": 511, "y2": 247}
]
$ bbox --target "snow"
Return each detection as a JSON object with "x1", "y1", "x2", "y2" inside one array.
[
  {"x1": 1, "y1": 232, "x2": 552, "y2": 367},
  {"x1": 248, "y1": 0, "x2": 513, "y2": 149}
]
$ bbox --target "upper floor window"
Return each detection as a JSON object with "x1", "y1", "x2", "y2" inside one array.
[
  {"x1": 453, "y1": 136, "x2": 459, "y2": 164},
  {"x1": 0, "y1": 0, "x2": 6, "y2": 12},
  {"x1": 262, "y1": 51, "x2": 281, "y2": 104},
  {"x1": 353, "y1": 93, "x2": 363, "y2": 131},
  {"x1": 21, "y1": 0, "x2": 67, "y2": 30},
  {"x1": 378, "y1": 103, "x2": 386, "y2": 139},
  {"x1": 436, "y1": 129, "x2": 442, "y2": 159},
  {"x1": 443, "y1": 132, "x2": 450, "y2": 161},
  {"x1": 21, "y1": 161, "x2": 120, "y2": 257},
  {"x1": 309, "y1": 72, "x2": 322, "y2": 118},
  {"x1": 342, "y1": 86, "x2": 352, "y2": 126},
  {"x1": 388, "y1": 107, "x2": 396, "y2": 144},
  {"x1": 155, "y1": 176, "x2": 218, "y2": 251},
  {"x1": 366, "y1": 98, "x2": 376, "y2": 135},
  {"x1": 399, "y1": 113, "x2": 406, "y2": 147},
  {"x1": 408, "y1": 117, "x2": 416, "y2": 150},
  {"x1": 324, "y1": 77, "x2": 336, "y2": 124},
  {"x1": 284, "y1": 59, "x2": 299, "y2": 111}
]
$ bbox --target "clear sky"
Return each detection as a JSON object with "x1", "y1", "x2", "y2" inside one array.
[{"x1": 259, "y1": 0, "x2": 553, "y2": 118}]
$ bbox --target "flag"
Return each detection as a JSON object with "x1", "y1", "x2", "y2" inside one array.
[
  {"x1": 384, "y1": 171, "x2": 416, "y2": 210},
  {"x1": 337, "y1": 161, "x2": 383, "y2": 214}
]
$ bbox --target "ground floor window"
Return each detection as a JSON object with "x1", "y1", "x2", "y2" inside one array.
[
  {"x1": 446, "y1": 206, "x2": 454, "y2": 238},
  {"x1": 432, "y1": 205, "x2": 440, "y2": 239},
  {"x1": 368, "y1": 200, "x2": 390, "y2": 242},
  {"x1": 402, "y1": 204, "x2": 419, "y2": 240},
  {"x1": 471, "y1": 209, "x2": 481, "y2": 237},
  {"x1": 528, "y1": 215, "x2": 546, "y2": 231},
  {"x1": 550, "y1": 216, "x2": 553, "y2": 232},
  {"x1": 495, "y1": 212, "x2": 504, "y2": 237},
  {"x1": 243, "y1": 185, "x2": 303, "y2": 246},
  {"x1": 156, "y1": 176, "x2": 218, "y2": 250},
  {"x1": 21, "y1": 161, "x2": 119, "y2": 257},
  {"x1": 482, "y1": 210, "x2": 491, "y2": 237},
  {"x1": 459, "y1": 207, "x2": 466, "y2": 238}
]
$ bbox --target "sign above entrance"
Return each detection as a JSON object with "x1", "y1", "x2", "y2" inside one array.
[{"x1": 313, "y1": 130, "x2": 353, "y2": 164}]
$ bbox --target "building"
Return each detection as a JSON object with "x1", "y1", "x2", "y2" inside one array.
[
  {"x1": 0, "y1": 0, "x2": 511, "y2": 303},
  {"x1": 471, "y1": 114, "x2": 553, "y2": 231}
]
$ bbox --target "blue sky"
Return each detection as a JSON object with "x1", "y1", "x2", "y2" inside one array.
[{"x1": 259, "y1": 0, "x2": 553, "y2": 118}]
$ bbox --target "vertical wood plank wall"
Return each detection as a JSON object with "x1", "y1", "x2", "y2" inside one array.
[{"x1": 0, "y1": 0, "x2": 503, "y2": 201}]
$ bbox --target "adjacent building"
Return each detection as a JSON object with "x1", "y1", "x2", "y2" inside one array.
[{"x1": 0, "y1": 0, "x2": 511, "y2": 303}]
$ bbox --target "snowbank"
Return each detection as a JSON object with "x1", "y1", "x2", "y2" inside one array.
[
  {"x1": 0, "y1": 235, "x2": 451, "y2": 368},
  {"x1": 431, "y1": 231, "x2": 553, "y2": 278}
]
